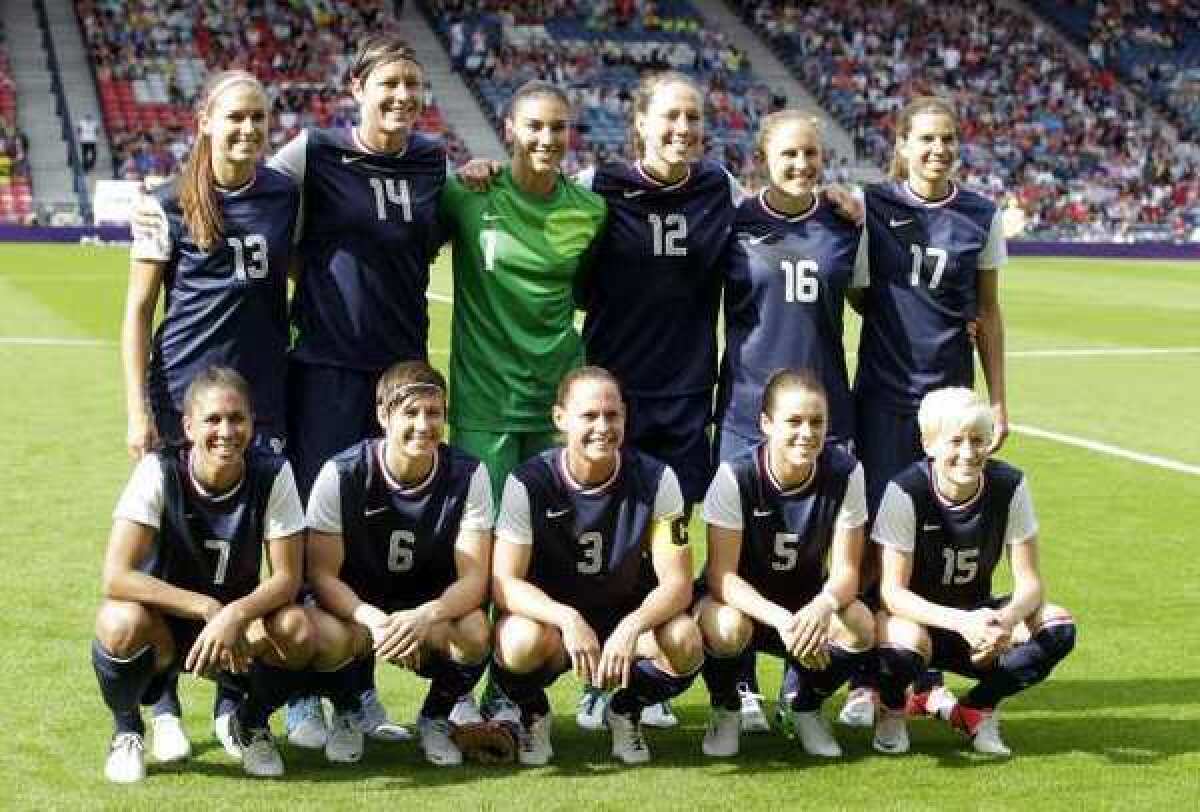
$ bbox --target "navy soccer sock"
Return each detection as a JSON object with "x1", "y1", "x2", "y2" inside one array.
[
  {"x1": 212, "y1": 680, "x2": 244, "y2": 719},
  {"x1": 734, "y1": 649, "x2": 760, "y2": 696},
  {"x1": 92, "y1": 639, "x2": 156, "y2": 735},
  {"x1": 913, "y1": 669, "x2": 945, "y2": 694},
  {"x1": 701, "y1": 652, "x2": 743, "y2": 711},
  {"x1": 240, "y1": 663, "x2": 305, "y2": 730},
  {"x1": 610, "y1": 659, "x2": 696, "y2": 717},
  {"x1": 418, "y1": 653, "x2": 487, "y2": 719},
  {"x1": 878, "y1": 645, "x2": 925, "y2": 711},
  {"x1": 788, "y1": 646, "x2": 875, "y2": 712},
  {"x1": 147, "y1": 668, "x2": 182, "y2": 717},
  {"x1": 491, "y1": 660, "x2": 558, "y2": 723},
  {"x1": 965, "y1": 621, "x2": 1077, "y2": 709},
  {"x1": 313, "y1": 658, "x2": 365, "y2": 715}
]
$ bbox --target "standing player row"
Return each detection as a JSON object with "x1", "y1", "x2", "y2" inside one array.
[{"x1": 94, "y1": 364, "x2": 1073, "y2": 782}]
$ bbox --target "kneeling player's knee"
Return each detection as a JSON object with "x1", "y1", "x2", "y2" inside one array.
[
  {"x1": 659, "y1": 615, "x2": 704, "y2": 675},
  {"x1": 450, "y1": 610, "x2": 492, "y2": 665},
  {"x1": 95, "y1": 601, "x2": 155, "y2": 659},
  {"x1": 1034, "y1": 609, "x2": 1076, "y2": 665},
  {"x1": 268, "y1": 606, "x2": 316, "y2": 667},
  {"x1": 307, "y1": 609, "x2": 360, "y2": 670},
  {"x1": 494, "y1": 615, "x2": 551, "y2": 673},
  {"x1": 835, "y1": 601, "x2": 876, "y2": 650},
  {"x1": 699, "y1": 600, "x2": 752, "y2": 657}
]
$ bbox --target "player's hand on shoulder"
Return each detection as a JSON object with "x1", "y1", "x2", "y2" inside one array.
[
  {"x1": 825, "y1": 184, "x2": 864, "y2": 225},
  {"x1": 458, "y1": 159, "x2": 502, "y2": 192}
]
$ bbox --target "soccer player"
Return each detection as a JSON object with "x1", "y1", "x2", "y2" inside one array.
[
  {"x1": 843, "y1": 96, "x2": 1011, "y2": 726},
  {"x1": 870, "y1": 388, "x2": 1075, "y2": 756},
  {"x1": 490, "y1": 367, "x2": 703, "y2": 765},
  {"x1": 698, "y1": 370, "x2": 874, "y2": 758},
  {"x1": 92, "y1": 368, "x2": 309, "y2": 782},
  {"x1": 302, "y1": 361, "x2": 494, "y2": 767},
  {"x1": 122, "y1": 69, "x2": 299, "y2": 752},
  {"x1": 439, "y1": 79, "x2": 606, "y2": 504}
]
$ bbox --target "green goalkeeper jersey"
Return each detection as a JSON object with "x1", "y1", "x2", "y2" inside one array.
[{"x1": 440, "y1": 168, "x2": 607, "y2": 431}]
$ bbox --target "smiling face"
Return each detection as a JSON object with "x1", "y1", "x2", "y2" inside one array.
[
  {"x1": 507, "y1": 92, "x2": 571, "y2": 176},
  {"x1": 183, "y1": 385, "x2": 252, "y2": 474},
  {"x1": 352, "y1": 57, "x2": 424, "y2": 144},
  {"x1": 637, "y1": 80, "x2": 703, "y2": 177},
  {"x1": 900, "y1": 111, "x2": 959, "y2": 194},
  {"x1": 927, "y1": 415, "x2": 993, "y2": 496},
  {"x1": 764, "y1": 118, "x2": 823, "y2": 201},
  {"x1": 760, "y1": 386, "x2": 828, "y2": 481},
  {"x1": 554, "y1": 378, "x2": 625, "y2": 471},
  {"x1": 202, "y1": 81, "x2": 268, "y2": 171},
  {"x1": 379, "y1": 390, "x2": 446, "y2": 460}
]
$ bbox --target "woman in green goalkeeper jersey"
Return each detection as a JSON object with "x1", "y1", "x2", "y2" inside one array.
[{"x1": 438, "y1": 80, "x2": 607, "y2": 501}]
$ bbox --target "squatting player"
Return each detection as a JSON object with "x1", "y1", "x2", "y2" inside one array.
[
  {"x1": 489, "y1": 367, "x2": 703, "y2": 765},
  {"x1": 871, "y1": 387, "x2": 1075, "y2": 756},
  {"x1": 302, "y1": 361, "x2": 495, "y2": 767},
  {"x1": 698, "y1": 370, "x2": 874, "y2": 759},
  {"x1": 92, "y1": 368, "x2": 309, "y2": 782}
]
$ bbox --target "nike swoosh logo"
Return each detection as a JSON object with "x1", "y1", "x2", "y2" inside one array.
[
  {"x1": 753, "y1": 508, "x2": 773, "y2": 517},
  {"x1": 365, "y1": 506, "x2": 389, "y2": 517},
  {"x1": 184, "y1": 513, "x2": 195, "y2": 520},
  {"x1": 623, "y1": 189, "x2": 647, "y2": 198},
  {"x1": 546, "y1": 508, "x2": 571, "y2": 519},
  {"x1": 747, "y1": 233, "x2": 774, "y2": 245},
  {"x1": 922, "y1": 523, "x2": 941, "y2": 531},
  {"x1": 889, "y1": 218, "x2": 914, "y2": 228},
  {"x1": 341, "y1": 154, "x2": 370, "y2": 164}
]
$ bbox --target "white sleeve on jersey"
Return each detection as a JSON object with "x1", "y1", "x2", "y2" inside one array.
[
  {"x1": 305, "y1": 460, "x2": 343, "y2": 534},
  {"x1": 836, "y1": 463, "x2": 869, "y2": 529},
  {"x1": 980, "y1": 208, "x2": 1008, "y2": 269},
  {"x1": 723, "y1": 167, "x2": 748, "y2": 207},
  {"x1": 113, "y1": 455, "x2": 166, "y2": 529},
  {"x1": 130, "y1": 196, "x2": 172, "y2": 262},
  {"x1": 852, "y1": 223, "x2": 870, "y2": 288},
  {"x1": 574, "y1": 166, "x2": 596, "y2": 191},
  {"x1": 265, "y1": 462, "x2": 306, "y2": 539},
  {"x1": 495, "y1": 476, "x2": 533, "y2": 546},
  {"x1": 701, "y1": 462, "x2": 743, "y2": 530},
  {"x1": 460, "y1": 463, "x2": 496, "y2": 531},
  {"x1": 1004, "y1": 477, "x2": 1039, "y2": 545},
  {"x1": 268, "y1": 130, "x2": 309, "y2": 184},
  {"x1": 653, "y1": 466, "x2": 685, "y2": 521},
  {"x1": 871, "y1": 482, "x2": 917, "y2": 553}
]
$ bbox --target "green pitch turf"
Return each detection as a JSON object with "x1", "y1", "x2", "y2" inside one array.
[{"x1": 0, "y1": 245, "x2": 1196, "y2": 809}]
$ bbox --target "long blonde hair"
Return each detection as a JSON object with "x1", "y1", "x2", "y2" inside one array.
[
  {"x1": 180, "y1": 70, "x2": 265, "y2": 250},
  {"x1": 888, "y1": 96, "x2": 959, "y2": 180}
]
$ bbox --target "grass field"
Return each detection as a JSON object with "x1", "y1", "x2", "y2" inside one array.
[{"x1": 1, "y1": 244, "x2": 1197, "y2": 810}]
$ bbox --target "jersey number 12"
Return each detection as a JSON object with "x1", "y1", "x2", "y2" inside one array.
[{"x1": 649, "y1": 213, "x2": 687, "y2": 257}]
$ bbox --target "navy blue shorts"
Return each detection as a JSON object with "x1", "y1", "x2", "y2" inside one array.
[
  {"x1": 925, "y1": 595, "x2": 1010, "y2": 679},
  {"x1": 854, "y1": 399, "x2": 923, "y2": 513},
  {"x1": 287, "y1": 361, "x2": 382, "y2": 500},
  {"x1": 626, "y1": 393, "x2": 713, "y2": 506}
]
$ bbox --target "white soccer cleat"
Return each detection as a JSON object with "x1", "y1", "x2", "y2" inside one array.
[
  {"x1": 448, "y1": 694, "x2": 484, "y2": 727},
  {"x1": 701, "y1": 707, "x2": 741, "y2": 758},
  {"x1": 838, "y1": 686, "x2": 878, "y2": 728},
  {"x1": 325, "y1": 710, "x2": 365, "y2": 764},
  {"x1": 213, "y1": 711, "x2": 242, "y2": 759},
  {"x1": 576, "y1": 686, "x2": 608, "y2": 731},
  {"x1": 928, "y1": 684, "x2": 958, "y2": 719},
  {"x1": 418, "y1": 716, "x2": 464, "y2": 767},
  {"x1": 104, "y1": 732, "x2": 146, "y2": 784},
  {"x1": 285, "y1": 695, "x2": 328, "y2": 749},
  {"x1": 359, "y1": 689, "x2": 413, "y2": 742},
  {"x1": 517, "y1": 713, "x2": 553, "y2": 766},
  {"x1": 738, "y1": 683, "x2": 770, "y2": 734},
  {"x1": 970, "y1": 710, "x2": 1011, "y2": 757},
  {"x1": 794, "y1": 711, "x2": 843, "y2": 758},
  {"x1": 240, "y1": 727, "x2": 285, "y2": 778},
  {"x1": 151, "y1": 713, "x2": 191, "y2": 763},
  {"x1": 641, "y1": 700, "x2": 679, "y2": 729},
  {"x1": 606, "y1": 706, "x2": 650, "y2": 765},
  {"x1": 873, "y1": 708, "x2": 910, "y2": 755},
  {"x1": 487, "y1": 695, "x2": 523, "y2": 727}
]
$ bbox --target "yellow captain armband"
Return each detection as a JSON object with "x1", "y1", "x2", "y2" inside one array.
[{"x1": 651, "y1": 516, "x2": 690, "y2": 551}]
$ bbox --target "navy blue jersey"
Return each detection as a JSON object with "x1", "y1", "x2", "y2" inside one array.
[
  {"x1": 334, "y1": 439, "x2": 482, "y2": 611},
  {"x1": 514, "y1": 448, "x2": 670, "y2": 614},
  {"x1": 853, "y1": 181, "x2": 1004, "y2": 411},
  {"x1": 716, "y1": 192, "x2": 862, "y2": 445},
  {"x1": 729, "y1": 444, "x2": 857, "y2": 611},
  {"x1": 143, "y1": 168, "x2": 298, "y2": 436},
  {"x1": 891, "y1": 459, "x2": 1023, "y2": 609},
  {"x1": 286, "y1": 129, "x2": 447, "y2": 371},
  {"x1": 578, "y1": 160, "x2": 740, "y2": 398},
  {"x1": 143, "y1": 448, "x2": 286, "y2": 606}
]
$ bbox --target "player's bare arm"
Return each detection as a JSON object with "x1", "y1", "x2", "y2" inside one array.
[
  {"x1": 975, "y1": 267, "x2": 1008, "y2": 452},
  {"x1": 880, "y1": 545, "x2": 1004, "y2": 651},
  {"x1": 120, "y1": 259, "x2": 165, "y2": 459}
]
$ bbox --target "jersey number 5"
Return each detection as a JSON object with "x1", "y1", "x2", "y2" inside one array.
[
  {"x1": 772, "y1": 533, "x2": 800, "y2": 571},
  {"x1": 227, "y1": 235, "x2": 268, "y2": 282}
]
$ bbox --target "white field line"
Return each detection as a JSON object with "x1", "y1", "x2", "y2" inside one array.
[
  {"x1": 0, "y1": 336, "x2": 115, "y2": 347},
  {"x1": 1011, "y1": 423, "x2": 1200, "y2": 476},
  {"x1": 1008, "y1": 347, "x2": 1200, "y2": 358}
]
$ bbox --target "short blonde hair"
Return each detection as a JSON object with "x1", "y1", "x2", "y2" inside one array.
[{"x1": 917, "y1": 387, "x2": 993, "y2": 448}]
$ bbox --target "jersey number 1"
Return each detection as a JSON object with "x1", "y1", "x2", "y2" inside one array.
[{"x1": 369, "y1": 178, "x2": 413, "y2": 222}]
